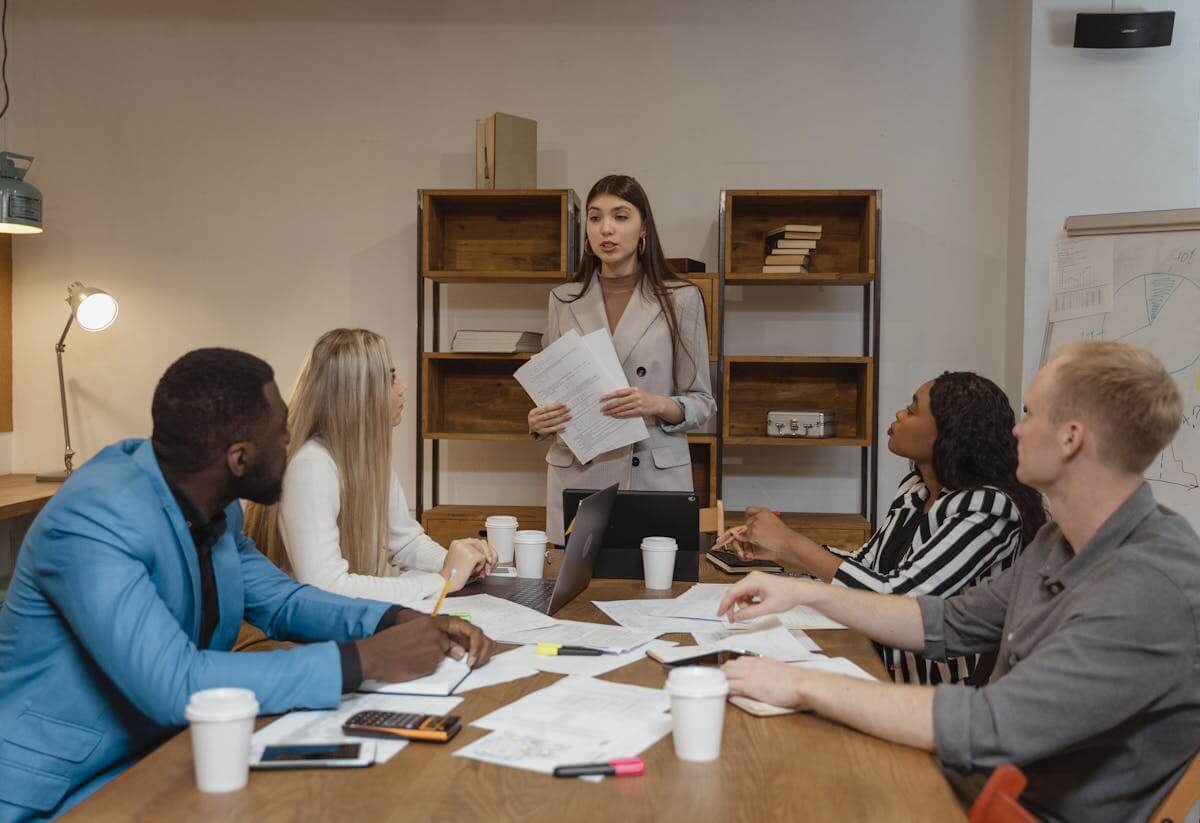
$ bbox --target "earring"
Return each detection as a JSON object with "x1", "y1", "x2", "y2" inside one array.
[{"x1": 638, "y1": 236, "x2": 646, "y2": 256}]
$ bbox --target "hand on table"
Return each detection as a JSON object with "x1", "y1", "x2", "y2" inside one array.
[{"x1": 722, "y1": 656, "x2": 814, "y2": 711}]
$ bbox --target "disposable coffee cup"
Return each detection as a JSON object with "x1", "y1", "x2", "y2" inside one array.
[
  {"x1": 641, "y1": 536, "x2": 678, "y2": 590},
  {"x1": 513, "y1": 529, "x2": 548, "y2": 579},
  {"x1": 666, "y1": 667, "x2": 729, "y2": 762},
  {"x1": 185, "y1": 687, "x2": 259, "y2": 793},
  {"x1": 485, "y1": 515, "x2": 519, "y2": 564}
]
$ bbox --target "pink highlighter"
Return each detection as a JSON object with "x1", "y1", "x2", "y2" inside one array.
[{"x1": 553, "y1": 756, "x2": 645, "y2": 778}]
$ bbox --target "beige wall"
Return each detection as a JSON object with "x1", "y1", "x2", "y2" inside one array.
[{"x1": 9, "y1": 1, "x2": 1018, "y2": 518}]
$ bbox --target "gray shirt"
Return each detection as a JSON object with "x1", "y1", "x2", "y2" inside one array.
[{"x1": 919, "y1": 483, "x2": 1200, "y2": 823}]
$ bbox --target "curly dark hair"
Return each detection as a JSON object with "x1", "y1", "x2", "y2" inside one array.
[{"x1": 928, "y1": 371, "x2": 1047, "y2": 545}]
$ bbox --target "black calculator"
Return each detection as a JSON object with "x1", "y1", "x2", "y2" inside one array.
[{"x1": 342, "y1": 710, "x2": 462, "y2": 743}]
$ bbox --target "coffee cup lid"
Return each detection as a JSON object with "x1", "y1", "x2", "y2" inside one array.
[
  {"x1": 513, "y1": 529, "x2": 548, "y2": 544},
  {"x1": 641, "y1": 536, "x2": 679, "y2": 552},
  {"x1": 486, "y1": 515, "x2": 518, "y2": 527},
  {"x1": 666, "y1": 666, "x2": 730, "y2": 698},
  {"x1": 185, "y1": 687, "x2": 260, "y2": 723}
]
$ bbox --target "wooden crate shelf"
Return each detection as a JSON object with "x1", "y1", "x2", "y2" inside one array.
[
  {"x1": 682, "y1": 273, "x2": 720, "y2": 363},
  {"x1": 422, "y1": 353, "x2": 534, "y2": 441},
  {"x1": 421, "y1": 189, "x2": 579, "y2": 283},
  {"x1": 724, "y1": 511, "x2": 870, "y2": 553},
  {"x1": 722, "y1": 356, "x2": 874, "y2": 446},
  {"x1": 723, "y1": 189, "x2": 876, "y2": 284}
]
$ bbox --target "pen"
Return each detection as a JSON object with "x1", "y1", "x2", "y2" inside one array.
[
  {"x1": 553, "y1": 757, "x2": 645, "y2": 778},
  {"x1": 430, "y1": 569, "x2": 455, "y2": 617},
  {"x1": 535, "y1": 642, "x2": 604, "y2": 656}
]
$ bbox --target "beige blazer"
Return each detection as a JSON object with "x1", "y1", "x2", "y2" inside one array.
[{"x1": 540, "y1": 275, "x2": 715, "y2": 544}]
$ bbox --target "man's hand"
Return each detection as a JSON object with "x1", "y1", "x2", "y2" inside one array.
[
  {"x1": 356, "y1": 616, "x2": 449, "y2": 682},
  {"x1": 721, "y1": 656, "x2": 814, "y2": 710},
  {"x1": 716, "y1": 571, "x2": 808, "y2": 622},
  {"x1": 433, "y1": 615, "x2": 495, "y2": 668}
]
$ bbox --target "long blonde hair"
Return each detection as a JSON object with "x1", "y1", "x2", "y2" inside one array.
[{"x1": 245, "y1": 328, "x2": 394, "y2": 576}]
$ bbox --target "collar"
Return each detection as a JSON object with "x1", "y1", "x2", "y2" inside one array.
[
  {"x1": 155, "y1": 453, "x2": 228, "y2": 543},
  {"x1": 1040, "y1": 482, "x2": 1157, "y2": 591}
]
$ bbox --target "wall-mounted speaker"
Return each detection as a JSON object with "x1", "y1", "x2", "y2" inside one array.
[{"x1": 1074, "y1": 11, "x2": 1174, "y2": 48}]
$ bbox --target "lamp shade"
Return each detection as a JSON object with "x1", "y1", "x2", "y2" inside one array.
[
  {"x1": 0, "y1": 152, "x2": 43, "y2": 234},
  {"x1": 68, "y1": 282, "x2": 118, "y2": 331}
]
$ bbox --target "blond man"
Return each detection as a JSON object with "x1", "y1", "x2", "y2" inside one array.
[{"x1": 719, "y1": 341, "x2": 1198, "y2": 823}]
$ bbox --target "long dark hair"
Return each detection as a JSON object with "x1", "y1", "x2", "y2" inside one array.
[
  {"x1": 558, "y1": 174, "x2": 697, "y2": 389},
  {"x1": 928, "y1": 372, "x2": 1047, "y2": 545}
]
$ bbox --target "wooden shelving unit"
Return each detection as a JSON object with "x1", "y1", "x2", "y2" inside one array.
[{"x1": 718, "y1": 189, "x2": 881, "y2": 534}]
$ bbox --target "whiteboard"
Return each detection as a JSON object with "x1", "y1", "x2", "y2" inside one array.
[{"x1": 1044, "y1": 230, "x2": 1200, "y2": 534}]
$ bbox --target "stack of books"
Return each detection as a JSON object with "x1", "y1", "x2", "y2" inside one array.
[
  {"x1": 763, "y1": 224, "x2": 822, "y2": 274},
  {"x1": 450, "y1": 330, "x2": 542, "y2": 354}
]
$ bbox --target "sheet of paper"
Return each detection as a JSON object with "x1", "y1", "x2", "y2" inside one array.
[
  {"x1": 728, "y1": 657, "x2": 878, "y2": 717},
  {"x1": 459, "y1": 675, "x2": 672, "y2": 774},
  {"x1": 455, "y1": 647, "x2": 542, "y2": 694},
  {"x1": 591, "y1": 598, "x2": 728, "y2": 635},
  {"x1": 359, "y1": 655, "x2": 471, "y2": 696},
  {"x1": 1050, "y1": 235, "x2": 1114, "y2": 322},
  {"x1": 411, "y1": 593, "x2": 558, "y2": 637},
  {"x1": 653, "y1": 584, "x2": 847, "y2": 630},
  {"x1": 514, "y1": 329, "x2": 648, "y2": 464},
  {"x1": 690, "y1": 620, "x2": 821, "y2": 659},
  {"x1": 491, "y1": 618, "x2": 658, "y2": 653},
  {"x1": 502, "y1": 638, "x2": 677, "y2": 677},
  {"x1": 775, "y1": 604, "x2": 847, "y2": 631},
  {"x1": 580, "y1": 328, "x2": 627, "y2": 385},
  {"x1": 473, "y1": 675, "x2": 670, "y2": 739},
  {"x1": 252, "y1": 693, "x2": 462, "y2": 763}
]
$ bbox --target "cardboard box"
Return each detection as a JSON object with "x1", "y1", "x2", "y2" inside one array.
[{"x1": 475, "y1": 113, "x2": 537, "y2": 189}]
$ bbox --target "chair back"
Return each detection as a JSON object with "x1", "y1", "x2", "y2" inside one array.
[
  {"x1": 968, "y1": 764, "x2": 1038, "y2": 823},
  {"x1": 1149, "y1": 750, "x2": 1200, "y2": 823},
  {"x1": 698, "y1": 500, "x2": 725, "y2": 535}
]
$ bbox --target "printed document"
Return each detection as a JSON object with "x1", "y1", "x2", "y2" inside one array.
[{"x1": 515, "y1": 329, "x2": 648, "y2": 464}]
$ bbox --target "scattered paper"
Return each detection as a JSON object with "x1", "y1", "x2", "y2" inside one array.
[
  {"x1": 591, "y1": 598, "x2": 727, "y2": 635},
  {"x1": 653, "y1": 583, "x2": 736, "y2": 622},
  {"x1": 492, "y1": 619, "x2": 658, "y2": 653},
  {"x1": 457, "y1": 676, "x2": 672, "y2": 774},
  {"x1": 359, "y1": 655, "x2": 471, "y2": 696},
  {"x1": 455, "y1": 647, "x2": 542, "y2": 694},
  {"x1": 514, "y1": 329, "x2": 648, "y2": 464},
  {"x1": 411, "y1": 593, "x2": 558, "y2": 638},
  {"x1": 253, "y1": 693, "x2": 462, "y2": 763},
  {"x1": 690, "y1": 619, "x2": 821, "y2": 659},
  {"x1": 644, "y1": 583, "x2": 847, "y2": 630},
  {"x1": 511, "y1": 638, "x2": 678, "y2": 678},
  {"x1": 1050, "y1": 235, "x2": 1114, "y2": 322},
  {"x1": 729, "y1": 657, "x2": 877, "y2": 717}
]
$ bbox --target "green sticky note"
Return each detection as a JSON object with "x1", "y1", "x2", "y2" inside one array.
[{"x1": 449, "y1": 612, "x2": 472, "y2": 622}]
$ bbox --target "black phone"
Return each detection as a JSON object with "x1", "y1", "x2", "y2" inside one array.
[
  {"x1": 251, "y1": 742, "x2": 374, "y2": 769},
  {"x1": 660, "y1": 649, "x2": 756, "y2": 668}
]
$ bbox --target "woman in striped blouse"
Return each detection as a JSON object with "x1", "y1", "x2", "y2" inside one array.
[{"x1": 717, "y1": 371, "x2": 1046, "y2": 685}]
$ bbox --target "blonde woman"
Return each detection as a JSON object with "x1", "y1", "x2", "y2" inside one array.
[{"x1": 245, "y1": 329, "x2": 494, "y2": 605}]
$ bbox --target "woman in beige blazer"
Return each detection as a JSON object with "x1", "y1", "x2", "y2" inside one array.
[{"x1": 529, "y1": 175, "x2": 715, "y2": 544}]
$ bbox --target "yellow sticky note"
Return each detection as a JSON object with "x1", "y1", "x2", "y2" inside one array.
[{"x1": 1195, "y1": 369, "x2": 1200, "y2": 390}]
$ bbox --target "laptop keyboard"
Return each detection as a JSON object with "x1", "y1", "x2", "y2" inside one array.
[{"x1": 505, "y1": 577, "x2": 557, "y2": 611}]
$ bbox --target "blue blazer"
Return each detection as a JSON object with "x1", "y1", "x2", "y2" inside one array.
[{"x1": 0, "y1": 439, "x2": 392, "y2": 821}]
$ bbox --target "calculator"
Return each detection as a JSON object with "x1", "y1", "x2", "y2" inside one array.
[{"x1": 342, "y1": 710, "x2": 462, "y2": 743}]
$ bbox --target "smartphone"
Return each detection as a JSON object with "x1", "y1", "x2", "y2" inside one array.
[
  {"x1": 648, "y1": 646, "x2": 757, "y2": 668},
  {"x1": 250, "y1": 742, "x2": 375, "y2": 769},
  {"x1": 342, "y1": 710, "x2": 462, "y2": 743}
]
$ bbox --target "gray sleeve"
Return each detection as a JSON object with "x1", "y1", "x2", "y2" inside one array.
[
  {"x1": 920, "y1": 558, "x2": 1017, "y2": 661},
  {"x1": 660, "y1": 286, "x2": 715, "y2": 434},
  {"x1": 932, "y1": 562, "x2": 1193, "y2": 771}
]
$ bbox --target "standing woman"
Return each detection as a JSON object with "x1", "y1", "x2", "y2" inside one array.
[
  {"x1": 529, "y1": 175, "x2": 715, "y2": 545},
  {"x1": 245, "y1": 329, "x2": 493, "y2": 605}
]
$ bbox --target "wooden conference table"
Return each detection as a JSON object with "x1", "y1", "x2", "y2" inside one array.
[{"x1": 65, "y1": 565, "x2": 966, "y2": 822}]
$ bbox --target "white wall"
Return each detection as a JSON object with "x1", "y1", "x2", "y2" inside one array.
[
  {"x1": 8, "y1": 1, "x2": 1019, "y2": 523},
  {"x1": 1018, "y1": 0, "x2": 1200, "y2": 387}
]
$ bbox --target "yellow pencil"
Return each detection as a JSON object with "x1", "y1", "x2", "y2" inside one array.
[{"x1": 431, "y1": 569, "x2": 456, "y2": 616}]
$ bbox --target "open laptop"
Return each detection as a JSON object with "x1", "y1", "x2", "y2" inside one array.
[
  {"x1": 561, "y1": 489, "x2": 700, "y2": 582},
  {"x1": 448, "y1": 484, "x2": 617, "y2": 615}
]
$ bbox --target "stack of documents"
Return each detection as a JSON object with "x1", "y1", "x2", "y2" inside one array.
[
  {"x1": 514, "y1": 329, "x2": 648, "y2": 464},
  {"x1": 455, "y1": 676, "x2": 672, "y2": 774},
  {"x1": 410, "y1": 593, "x2": 558, "y2": 638}
]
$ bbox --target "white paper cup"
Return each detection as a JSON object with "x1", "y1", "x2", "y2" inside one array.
[
  {"x1": 485, "y1": 515, "x2": 519, "y2": 564},
  {"x1": 667, "y1": 667, "x2": 729, "y2": 762},
  {"x1": 641, "y1": 536, "x2": 678, "y2": 590},
  {"x1": 514, "y1": 529, "x2": 547, "y2": 579},
  {"x1": 185, "y1": 688, "x2": 260, "y2": 793}
]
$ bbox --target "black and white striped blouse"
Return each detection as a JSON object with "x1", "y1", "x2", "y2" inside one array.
[{"x1": 828, "y1": 470, "x2": 1025, "y2": 685}]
